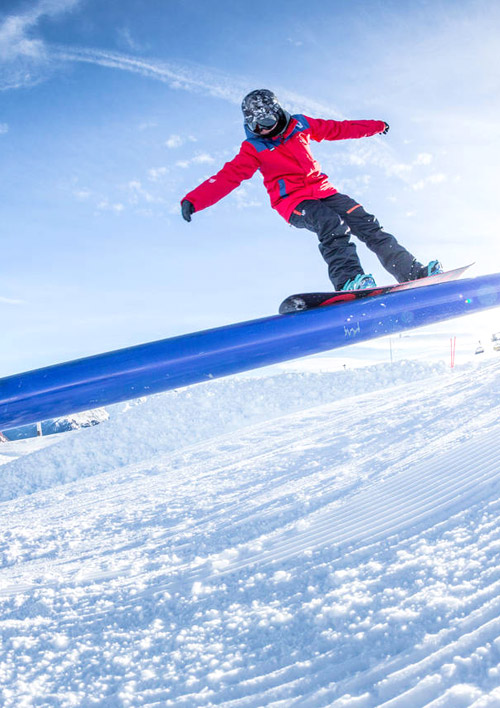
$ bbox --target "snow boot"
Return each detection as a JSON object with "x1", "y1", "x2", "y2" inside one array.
[
  {"x1": 418, "y1": 260, "x2": 443, "y2": 279},
  {"x1": 341, "y1": 273, "x2": 377, "y2": 291}
]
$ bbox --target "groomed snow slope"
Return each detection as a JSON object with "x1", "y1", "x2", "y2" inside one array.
[{"x1": 1, "y1": 358, "x2": 500, "y2": 707}]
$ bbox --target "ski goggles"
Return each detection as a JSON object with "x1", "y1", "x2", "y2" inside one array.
[{"x1": 246, "y1": 114, "x2": 278, "y2": 134}]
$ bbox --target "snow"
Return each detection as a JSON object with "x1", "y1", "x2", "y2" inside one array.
[{"x1": 1, "y1": 354, "x2": 500, "y2": 706}]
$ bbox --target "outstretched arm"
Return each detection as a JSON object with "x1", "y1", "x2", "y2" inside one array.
[
  {"x1": 181, "y1": 142, "x2": 260, "y2": 218},
  {"x1": 305, "y1": 116, "x2": 388, "y2": 142}
]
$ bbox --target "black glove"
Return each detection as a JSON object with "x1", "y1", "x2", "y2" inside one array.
[
  {"x1": 181, "y1": 200, "x2": 195, "y2": 222},
  {"x1": 382, "y1": 122, "x2": 390, "y2": 135}
]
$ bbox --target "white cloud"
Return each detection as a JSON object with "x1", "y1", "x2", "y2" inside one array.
[
  {"x1": 0, "y1": 123, "x2": 8, "y2": 134},
  {"x1": 193, "y1": 153, "x2": 214, "y2": 164},
  {"x1": 0, "y1": 295, "x2": 23, "y2": 305},
  {"x1": 387, "y1": 162, "x2": 413, "y2": 178},
  {"x1": 428, "y1": 173, "x2": 446, "y2": 184},
  {"x1": 148, "y1": 167, "x2": 167, "y2": 181},
  {"x1": 0, "y1": 11, "x2": 441, "y2": 189},
  {"x1": 175, "y1": 153, "x2": 215, "y2": 169},
  {"x1": 97, "y1": 199, "x2": 124, "y2": 213},
  {"x1": 415, "y1": 153, "x2": 433, "y2": 166},
  {"x1": 0, "y1": 0, "x2": 83, "y2": 90},
  {"x1": 74, "y1": 188, "x2": 91, "y2": 200},
  {"x1": 50, "y1": 46, "x2": 363, "y2": 128},
  {"x1": 0, "y1": 13, "x2": 44, "y2": 63},
  {"x1": 116, "y1": 27, "x2": 143, "y2": 53},
  {"x1": 53, "y1": 46, "x2": 249, "y2": 106},
  {"x1": 165, "y1": 135, "x2": 183, "y2": 149},
  {"x1": 232, "y1": 186, "x2": 262, "y2": 210},
  {"x1": 128, "y1": 180, "x2": 164, "y2": 204},
  {"x1": 368, "y1": 150, "x2": 440, "y2": 190},
  {"x1": 385, "y1": 152, "x2": 435, "y2": 180},
  {"x1": 0, "y1": 19, "x2": 400, "y2": 181},
  {"x1": 165, "y1": 134, "x2": 197, "y2": 149},
  {"x1": 412, "y1": 173, "x2": 447, "y2": 191},
  {"x1": 347, "y1": 152, "x2": 370, "y2": 167},
  {"x1": 138, "y1": 120, "x2": 158, "y2": 131}
]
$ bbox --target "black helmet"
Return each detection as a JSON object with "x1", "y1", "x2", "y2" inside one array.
[{"x1": 241, "y1": 89, "x2": 290, "y2": 137}]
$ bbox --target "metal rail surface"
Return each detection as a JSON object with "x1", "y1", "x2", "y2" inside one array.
[{"x1": 1, "y1": 273, "x2": 499, "y2": 430}]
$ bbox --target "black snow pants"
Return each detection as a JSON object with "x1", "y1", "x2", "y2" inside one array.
[{"x1": 288, "y1": 193, "x2": 422, "y2": 290}]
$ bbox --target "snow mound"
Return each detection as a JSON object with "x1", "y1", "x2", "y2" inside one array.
[
  {"x1": 1, "y1": 359, "x2": 500, "y2": 706},
  {"x1": 0, "y1": 360, "x2": 445, "y2": 501},
  {"x1": 1, "y1": 358, "x2": 500, "y2": 706}
]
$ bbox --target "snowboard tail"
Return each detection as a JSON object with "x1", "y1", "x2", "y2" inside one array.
[{"x1": 279, "y1": 264, "x2": 473, "y2": 314}]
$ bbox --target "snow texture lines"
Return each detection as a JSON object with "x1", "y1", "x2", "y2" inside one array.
[{"x1": 1, "y1": 359, "x2": 500, "y2": 706}]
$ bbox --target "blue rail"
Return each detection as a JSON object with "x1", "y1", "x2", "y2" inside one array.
[{"x1": 1, "y1": 273, "x2": 500, "y2": 431}]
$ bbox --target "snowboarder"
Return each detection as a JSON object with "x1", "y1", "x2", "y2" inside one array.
[{"x1": 180, "y1": 89, "x2": 441, "y2": 291}]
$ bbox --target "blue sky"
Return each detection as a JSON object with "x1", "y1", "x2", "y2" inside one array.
[{"x1": 1, "y1": 0, "x2": 500, "y2": 375}]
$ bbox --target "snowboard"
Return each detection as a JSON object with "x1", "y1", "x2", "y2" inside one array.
[{"x1": 279, "y1": 264, "x2": 473, "y2": 314}]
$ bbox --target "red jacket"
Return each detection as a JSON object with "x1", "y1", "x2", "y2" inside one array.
[{"x1": 182, "y1": 115, "x2": 386, "y2": 223}]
